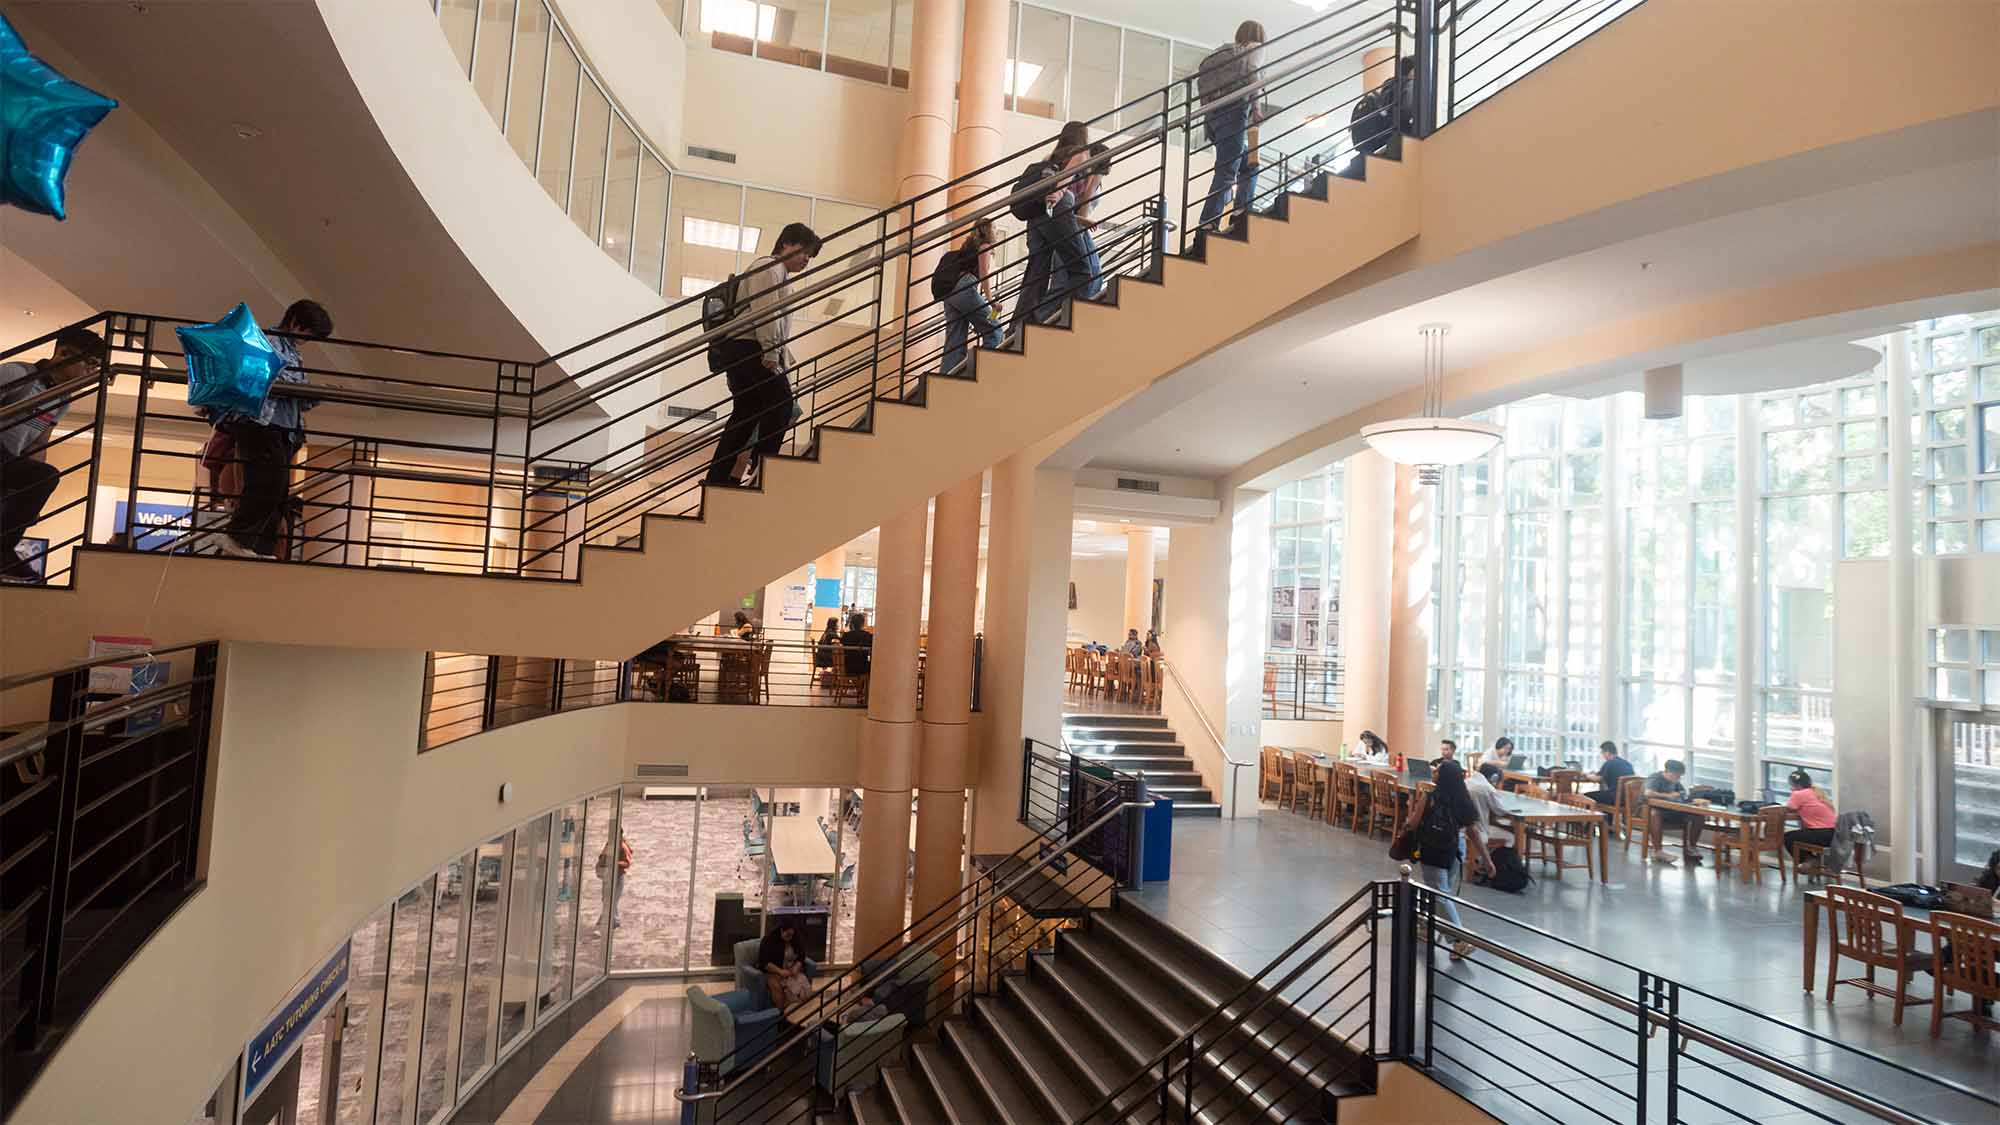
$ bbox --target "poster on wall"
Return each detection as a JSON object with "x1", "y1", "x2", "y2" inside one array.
[
  {"x1": 1151, "y1": 577, "x2": 1165, "y2": 635},
  {"x1": 1325, "y1": 594, "x2": 1341, "y2": 652},
  {"x1": 1298, "y1": 585, "x2": 1321, "y2": 619},
  {"x1": 1271, "y1": 585, "x2": 1295, "y2": 616},
  {"x1": 1300, "y1": 617, "x2": 1321, "y2": 651},
  {"x1": 1270, "y1": 617, "x2": 1295, "y2": 649},
  {"x1": 781, "y1": 583, "x2": 811, "y2": 625}
]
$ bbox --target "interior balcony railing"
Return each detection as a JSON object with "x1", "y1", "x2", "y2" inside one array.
[
  {"x1": 0, "y1": 641, "x2": 221, "y2": 1110},
  {"x1": 1264, "y1": 652, "x2": 1346, "y2": 721},
  {"x1": 0, "y1": 0, "x2": 1645, "y2": 597}
]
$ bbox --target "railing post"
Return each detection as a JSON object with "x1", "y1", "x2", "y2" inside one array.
[
  {"x1": 1413, "y1": 0, "x2": 1439, "y2": 137},
  {"x1": 1634, "y1": 971, "x2": 1651, "y2": 1123},
  {"x1": 26, "y1": 668, "x2": 91, "y2": 1049},
  {"x1": 482, "y1": 654, "x2": 501, "y2": 731},
  {"x1": 1122, "y1": 777, "x2": 1148, "y2": 890},
  {"x1": 181, "y1": 643, "x2": 221, "y2": 881},
  {"x1": 1665, "y1": 981, "x2": 1682, "y2": 1123},
  {"x1": 680, "y1": 1052, "x2": 702, "y2": 1125},
  {"x1": 1387, "y1": 869, "x2": 1418, "y2": 1060},
  {"x1": 1019, "y1": 737, "x2": 1032, "y2": 824},
  {"x1": 550, "y1": 658, "x2": 566, "y2": 713}
]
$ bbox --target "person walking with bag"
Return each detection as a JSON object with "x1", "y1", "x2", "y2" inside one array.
[
  {"x1": 1007, "y1": 123, "x2": 1092, "y2": 333},
  {"x1": 935, "y1": 218, "x2": 1006, "y2": 375},
  {"x1": 1399, "y1": 761, "x2": 1493, "y2": 961},
  {"x1": 1195, "y1": 21, "x2": 1266, "y2": 232},
  {"x1": 704, "y1": 222, "x2": 822, "y2": 489}
]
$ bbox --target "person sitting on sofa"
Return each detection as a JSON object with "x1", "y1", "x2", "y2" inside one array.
[{"x1": 758, "y1": 920, "x2": 813, "y2": 1011}]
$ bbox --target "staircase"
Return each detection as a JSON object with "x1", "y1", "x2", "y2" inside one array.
[
  {"x1": 1063, "y1": 713, "x2": 1220, "y2": 817},
  {"x1": 845, "y1": 896, "x2": 1374, "y2": 1124}
]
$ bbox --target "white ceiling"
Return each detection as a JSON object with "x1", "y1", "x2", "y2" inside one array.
[{"x1": 1080, "y1": 152, "x2": 2000, "y2": 479}]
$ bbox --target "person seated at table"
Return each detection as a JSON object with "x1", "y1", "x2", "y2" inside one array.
[
  {"x1": 1355, "y1": 729, "x2": 1388, "y2": 762},
  {"x1": 731, "y1": 610, "x2": 759, "y2": 640},
  {"x1": 1144, "y1": 630, "x2": 1164, "y2": 659},
  {"x1": 1585, "y1": 741, "x2": 1634, "y2": 807},
  {"x1": 1779, "y1": 768, "x2": 1837, "y2": 860},
  {"x1": 1489, "y1": 736, "x2": 1528, "y2": 790},
  {"x1": 840, "y1": 611, "x2": 873, "y2": 674},
  {"x1": 758, "y1": 920, "x2": 813, "y2": 1011},
  {"x1": 1120, "y1": 628, "x2": 1144, "y2": 657},
  {"x1": 1435, "y1": 738, "x2": 1458, "y2": 767},
  {"x1": 1645, "y1": 759, "x2": 1704, "y2": 866},
  {"x1": 1464, "y1": 760, "x2": 1509, "y2": 848}
]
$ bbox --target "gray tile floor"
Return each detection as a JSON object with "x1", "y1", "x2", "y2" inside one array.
[
  {"x1": 448, "y1": 980, "x2": 699, "y2": 1125},
  {"x1": 1126, "y1": 809, "x2": 1999, "y2": 1123}
]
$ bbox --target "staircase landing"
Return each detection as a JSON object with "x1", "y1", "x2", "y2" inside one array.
[{"x1": 1063, "y1": 712, "x2": 1220, "y2": 817}]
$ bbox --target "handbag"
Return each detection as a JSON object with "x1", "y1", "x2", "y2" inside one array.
[{"x1": 1389, "y1": 826, "x2": 1417, "y2": 862}]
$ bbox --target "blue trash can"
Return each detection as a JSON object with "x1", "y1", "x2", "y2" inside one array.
[{"x1": 1142, "y1": 796, "x2": 1173, "y2": 882}]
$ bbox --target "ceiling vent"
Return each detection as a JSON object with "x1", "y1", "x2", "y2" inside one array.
[
  {"x1": 667, "y1": 405, "x2": 718, "y2": 421},
  {"x1": 687, "y1": 145, "x2": 737, "y2": 164},
  {"x1": 1115, "y1": 477, "x2": 1162, "y2": 493},
  {"x1": 635, "y1": 763, "x2": 690, "y2": 777}
]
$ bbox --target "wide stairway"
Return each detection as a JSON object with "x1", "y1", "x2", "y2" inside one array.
[
  {"x1": 1064, "y1": 713, "x2": 1219, "y2": 817},
  {"x1": 847, "y1": 896, "x2": 1372, "y2": 1124}
]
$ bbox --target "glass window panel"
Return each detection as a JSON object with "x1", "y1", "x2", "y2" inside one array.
[
  {"x1": 1564, "y1": 509, "x2": 1604, "y2": 676},
  {"x1": 756, "y1": 0, "x2": 828, "y2": 71},
  {"x1": 1799, "y1": 391, "x2": 1835, "y2": 422},
  {"x1": 1693, "y1": 437, "x2": 1734, "y2": 496},
  {"x1": 1840, "y1": 420, "x2": 1877, "y2": 452},
  {"x1": 740, "y1": 187, "x2": 813, "y2": 269},
  {"x1": 688, "y1": 786, "x2": 770, "y2": 969},
  {"x1": 611, "y1": 785, "x2": 695, "y2": 973},
  {"x1": 1507, "y1": 401, "x2": 1562, "y2": 454},
  {"x1": 1982, "y1": 481, "x2": 2000, "y2": 514},
  {"x1": 1841, "y1": 384, "x2": 1879, "y2": 417},
  {"x1": 1936, "y1": 668, "x2": 1975, "y2": 702},
  {"x1": 825, "y1": 0, "x2": 891, "y2": 84},
  {"x1": 665, "y1": 177, "x2": 744, "y2": 305},
  {"x1": 1758, "y1": 397, "x2": 1794, "y2": 427},
  {"x1": 1934, "y1": 444, "x2": 1969, "y2": 479},
  {"x1": 1934, "y1": 483, "x2": 1968, "y2": 517},
  {"x1": 1981, "y1": 326, "x2": 2000, "y2": 358},
  {"x1": 1690, "y1": 685, "x2": 1737, "y2": 789},
  {"x1": 1070, "y1": 19, "x2": 1120, "y2": 123},
  {"x1": 457, "y1": 837, "x2": 507, "y2": 1089},
  {"x1": 1765, "y1": 495, "x2": 1834, "y2": 690},
  {"x1": 568, "y1": 81, "x2": 612, "y2": 238},
  {"x1": 1454, "y1": 516, "x2": 1488, "y2": 665},
  {"x1": 1949, "y1": 720, "x2": 2000, "y2": 867},
  {"x1": 1982, "y1": 519, "x2": 2000, "y2": 553},
  {"x1": 630, "y1": 155, "x2": 669, "y2": 291},
  {"x1": 470, "y1": 0, "x2": 515, "y2": 125},
  {"x1": 1625, "y1": 682, "x2": 1687, "y2": 746},
  {"x1": 1457, "y1": 457, "x2": 1491, "y2": 511},
  {"x1": 536, "y1": 34, "x2": 580, "y2": 205},
  {"x1": 439, "y1": 0, "x2": 477, "y2": 77},
  {"x1": 891, "y1": 0, "x2": 912, "y2": 87},
  {"x1": 1931, "y1": 334, "x2": 1969, "y2": 367},
  {"x1": 1563, "y1": 451, "x2": 1601, "y2": 500},
  {"x1": 1763, "y1": 691, "x2": 1833, "y2": 767},
  {"x1": 695, "y1": 0, "x2": 762, "y2": 55},
  {"x1": 375, "y1": 879, "x2": 435, "y2": 1125},
  {"x1": 1504, "y1": 514, "x2": 1552, "y2": 667},
  {"x1": 1932, "y1": 407, "x2": 1967, "y2": 442},
  {"x1": 1939, "y1": 627, "x2": 1972, "y2": 663},
  {"x1": 1935, "y1": 520, "x2": 1971, "y2": 554},
  {"x1": 600, "y1": 118, "x2": 640, "y2": 264},
  {"x1": 1691, "y1": 502, "x2": 1735, "y2": 681},
  {"x1": 576, "y1": 794, "x2": 617, "y2": 984},
  {"x1": 1842, "y1": 491, "x2": 1889, "y2": 558},
  {"x1": 1625, "y1": 506, "x2": 1688, "y2": 679},
  {"x1": 1765, "y1": 427, "x2": 1834, "y2": 491},
  {"x1": 1983, "y1": 364, "x2": 2000, "y2": 400},
  {"x1": 1981, "y1": 405, "x2": 2000, "y2": 473},
  {"x1": 415, "y1": 863, "x2": 467, "y2": 1125},
  {"x1": 1932, "y1": 369, "x2": 1970, "y2": 405},
  {"x1": 499, "y1": 817, "x2": 551, "y2": 1049},
  {"x1": 1012, "y1": 5, "x2": 1071, "y2": 120},
  {"x1": 1507, "y1": 458, "x2": 1555, "y2": 510},
  {"x1": 539, "y1": 803, "x2": 585, "y2": 1020},
  {"x1": 504, "y1": 3, "x2": 549, "y2": 166},
  {"x1": 1565, "y1": 399, "x2": 1607, "y2": 447},
  {"x1": 336, "y1": 903, "x2": 392, "y2": 1125},
  {"x1": 1839, "y1": 455, "x2": 1877, "y2": 488},
  {"x1": 1120, "y1": 31, "x2": 1170, "y2": 129}
]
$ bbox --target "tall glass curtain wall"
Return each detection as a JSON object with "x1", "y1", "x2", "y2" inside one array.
[
  {"x1": 425, "y1": 0, "x2": 884, "y2": 315},
  {"x1": 202, "y1": 790, "x2": 620, "y2": 1125},
  {"x1": 1267, "y1": 465, "x2": 1346, "y2": 721},
  {"x1": 1280, "y1": 312, "x2": 2000, "y2": 810}
]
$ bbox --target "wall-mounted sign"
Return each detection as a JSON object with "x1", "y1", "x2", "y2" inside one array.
[
  {"x1": 781, "y1": 583, "x2": 811, "y2": 624},
  {"x1": 112, "y1": 500, "x2": 192, "y2": 551},
  {"x1": 243, "y1": 941, "x2": 349, "y2": 1104}
]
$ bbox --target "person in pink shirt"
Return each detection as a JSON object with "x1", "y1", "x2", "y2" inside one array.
[{"x1": 1781, "y1": 768, "x2": 1837, "y2": 859}]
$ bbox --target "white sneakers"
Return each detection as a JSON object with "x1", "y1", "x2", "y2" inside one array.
[{"x1": 217, "y1": 537, "x2": 261, "y2": 559}]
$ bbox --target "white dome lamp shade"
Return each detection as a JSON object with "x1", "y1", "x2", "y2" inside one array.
[{"x1": 1361, "y1": 323, "x2": 1501, "y2": 477}]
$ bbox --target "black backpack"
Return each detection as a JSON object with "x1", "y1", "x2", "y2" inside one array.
[
  {"x1": 1349, "y1": 79, "x2": 1395, "y2": 155},
  {"x1": 1485, "y1": 846, "x2": 1533, "y2": 893},
  {"x1": 930, "y1": 247, "x2": 974, "y2": 300},
  {"x1": 699, "y1": 256, "x2": 774, "y2": 333},
  {"x1": 1417, "y1": 798, "x2": 1459, "y2": 865},
  {"x1": 1010, "y1": 159, "x2": 1057, "y2": 221}
]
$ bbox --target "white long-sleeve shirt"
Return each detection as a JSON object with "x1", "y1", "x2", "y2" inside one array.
[{"x1": 730, "y1": 256, "x2": 796, "y2": 373}]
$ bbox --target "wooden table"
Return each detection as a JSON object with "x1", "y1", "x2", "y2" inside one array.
[
  {"x1": 1490, "y1": 791, "x2": 1609, "y2": 883},
  {"x1": 1801, "y1": 888, "x2": 1940, "y2": 993},
  {"x1": 1645, "y1": 798, "x2": 1759, "y2": 884},
  {"x1": 767, "y1": 816, "x2": 839, "y2": 876}
]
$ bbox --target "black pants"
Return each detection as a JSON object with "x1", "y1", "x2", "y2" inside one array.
[
  {"x1": 1784, "y1": 827, "x2": 1834, "y2": 857},
  {"x1": 224, "y1": 421, "x2": 297, "y2": 556},
  {"x1": 704, "y1": 340, "x2": 793, "y2": 485},
  {"x1": 1, "y1": 453, "x2": 61, "y2": 570}
]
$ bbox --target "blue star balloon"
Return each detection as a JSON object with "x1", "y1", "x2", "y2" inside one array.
[
  {"x1": 178, "y1": 303, "x2": 283, "y2": 418},
  {"x1": 1, "y1": 13, "x2": 117, "y2": 219}
]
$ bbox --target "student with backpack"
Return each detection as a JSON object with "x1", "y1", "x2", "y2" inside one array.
[
  {"x1": 702, "y1": 222, "x2": 822, "y2": 488},
  {"x1": 1348, "y1": 56, "x2": 1417, "y2": 164},
  {"x1": 1007, "y1": 122, "x2": 1093, "y2": 333},
  {"x1": 1400, "y1": 761, "x2": 1494, "y2": 960},
  {"x1": 1195, "y1": 21, "x2": 1266, "y2": 232},
  {"x1": 934, "y1": 218, "x2": 1005, "y2": 375}
]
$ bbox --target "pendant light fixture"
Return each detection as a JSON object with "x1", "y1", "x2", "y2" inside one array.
[{"x1": 1360, "y1": 323, "x2": 1502, "y2": 479}]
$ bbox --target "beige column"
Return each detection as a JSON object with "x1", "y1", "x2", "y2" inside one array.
[
  {"x1": 1340, "y1": 450, "x2": 1395, "y2": 757},
  {"x1": 857, "y1": 0, "x2": 961, "y2": 953},
  {"x1": 1386, "y1": 465, "x2": 1435, "y2": 760},
  {"x1": 915, "y1": 472, "x2": 981, "y2": 918},
  {"x1": 1122, "y1": 527, "x2": 1157, "y2": 637}
]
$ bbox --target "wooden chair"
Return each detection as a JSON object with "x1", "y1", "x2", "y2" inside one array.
[
  {"x1": 1712, "y1": 805, "x2": 1789, "y2": 884},
  {"x1": 1823, "y1": 886, "x2": 1930, "y2": 1026},
  {"x1": 753, "y1": 641, "x2": 774, "y2": 704},
  {"x1": 1144, "y1": 660, "x2": 1164, "y2": 709},
  {"x1": 1332, "y1": 762, "x2": 1363, "y2": 830},
  {"x1": 1547, "y1": 768, "x2": 1581, "y2": 798},
  {"x1": 1929, "y1": 912, "x2": 2000, "y2": 1038},
  {"x1": 1365, "y1": 772, "x2": 1401, "y2": 838},
  {"x1": 1794, "y1": 834, "x2": 1871, "y2": 888},
  {"x1": 1606, "y1": 776, "x2": 1646, "y2": 850},
  {"x1": 1259, "y1": 747, "x2": 1283, "y2": 802},
  {"x1": 1291, "y1": 751, "x2": 1328, "y2": 819},
  {"x1": 1523, "y1": 783, "x2": 1552, "y2": 800},
  {"x1": 1527, "y1": 795, "x2": 1599, "y2": 879},
  {"x1": 830, "y1": 644, "x2": 871, "y2": 706},
  {"x1": 1276, "y1": 750, "x2": 1298, "y2": 810},
  {"x1": 1065, "y1": 648, "x2": 1087, "y2": 692}
]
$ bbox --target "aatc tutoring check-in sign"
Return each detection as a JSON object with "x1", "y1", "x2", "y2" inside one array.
[{"x1": 242, "y1": 941, "x2": 349, "y2": 1105}]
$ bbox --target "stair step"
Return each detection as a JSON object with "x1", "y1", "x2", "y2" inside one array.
[
  {"x1": 971, "y1": 995, "x2": 1091, "y2": 1121},
  {"x1": 910, "y1": 1039, "x2": 988, "y2": 1125},
  {"x1": 1001, "y1": 967, "x2": 1129, "y2": 1098},
  {"x1": 941, "y1": 1016, "x2": 1045, "y2": 1125},
  {"x1": 1030, "y1": 950, "x2": 1167, "y2": 1068},
  {"x1": 1171, "y1": 802, "x2": 1223, "y2": 817},
  {"x1": 848, "y1": 1080, "x2": 899, "y2": 1125},
  {"x1": 1125, "y1": 769, "x2": 1205, "y2": 787},
  {"x1": 970, "y1": 855, "x2": 1093, "y2": 918},
  {"x1": 1073, "y1": 754, "x2": 1190, "y2": 772},
  {"x1": 881, "y1": 1064, "x2": 949, "y2": 1125},
  {"x1": 1062, "y1": 713, "x2": 1170, "y2": 728},
  {"x1": 1065, "y1": 726, "x2": 1178, "y2": 742}
]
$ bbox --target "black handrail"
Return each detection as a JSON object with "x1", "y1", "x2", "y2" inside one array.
[{"x1": 0, "y1": 641, "x2": 222, "y2": 1114}]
